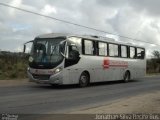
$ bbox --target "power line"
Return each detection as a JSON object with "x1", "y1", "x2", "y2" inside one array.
[{"x1": 0, "y1": 2, "x2": 160, "y2": 46}]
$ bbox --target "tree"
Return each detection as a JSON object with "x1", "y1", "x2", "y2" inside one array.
[
  {"x1": 152, "y1": 50, "x2": 160, "y2": 59},
  {"x1": 152, "y1": 50, "x2": 160, "y2": 72}
]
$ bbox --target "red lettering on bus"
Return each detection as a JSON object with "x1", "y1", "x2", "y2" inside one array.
[
  {"x1": 103, "y1": 58, "x2": 109, "y2": 69},
  {"x1": 103, "y1": 58, "x2": 128, "y2": 69}
]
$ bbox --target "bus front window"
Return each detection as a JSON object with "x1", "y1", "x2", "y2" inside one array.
[{"x1": 29, "y1": 38, "x2": 66, "y2": 69}]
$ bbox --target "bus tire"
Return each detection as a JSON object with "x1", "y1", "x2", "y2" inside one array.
[
  {"x1": 123, "y1": 71, "x2": 130, "y2": 83},
  {"x1": 79, "y1": 72, "x2": 89, "y2": 87}
]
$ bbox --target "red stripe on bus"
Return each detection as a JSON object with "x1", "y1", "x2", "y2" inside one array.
[{"x1": 109, "y1": 65, "x2": 128, "y2": 67}]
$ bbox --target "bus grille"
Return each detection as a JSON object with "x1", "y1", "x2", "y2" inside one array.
[{"x1": 32, "y1": 74, "x2": 50, "y2": 80}]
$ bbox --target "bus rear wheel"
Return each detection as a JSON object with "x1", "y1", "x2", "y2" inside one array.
[
  {"x1": 79, "y1": 72, "x2": 89, "y2": 87},
  {"x1": 123, "y1": 71, "x2": 130, "y2": 83}
]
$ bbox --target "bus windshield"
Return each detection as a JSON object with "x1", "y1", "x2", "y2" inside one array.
[{"x1": 29, "y1": 37, "x2": 66, "y2": 69}]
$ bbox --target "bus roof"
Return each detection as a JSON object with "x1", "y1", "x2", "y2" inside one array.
[
  {"x1": 36, "y1": 33, "x2": 114, "y2": 41},
  {"x1": 36, "y1": 33, "x2": 144, "y2": 48}
]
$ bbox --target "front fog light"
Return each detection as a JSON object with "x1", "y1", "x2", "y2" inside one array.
[{"x1": 27, "y1": 67, "x2": 30, "y2": 71}]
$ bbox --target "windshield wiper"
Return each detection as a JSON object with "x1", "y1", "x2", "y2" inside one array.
[{"x1": 50, "y1": 44, "x2": 58, "y2": 61}]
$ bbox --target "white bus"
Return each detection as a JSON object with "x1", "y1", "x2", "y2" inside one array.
[{"x1": 24, "y1": 33, "x2": 146, "y2": 87}]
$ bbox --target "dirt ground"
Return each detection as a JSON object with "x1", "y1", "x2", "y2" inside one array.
[
  {"x1": 0, "y1": 79, "x2": 29, "y2": 87},
  {"x1": 72, "y1": 91, "x2": 160, "y2": 114}
]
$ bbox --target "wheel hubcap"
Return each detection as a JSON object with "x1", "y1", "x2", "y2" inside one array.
[{"x1": 81, "y1": 76, "x2": 87, "y2": 84}]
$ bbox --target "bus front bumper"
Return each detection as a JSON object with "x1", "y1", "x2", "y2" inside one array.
[{"x1": 27, "y1": 71, "x2": 63, "y2": 85}]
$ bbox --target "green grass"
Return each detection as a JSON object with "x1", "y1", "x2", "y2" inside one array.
[
  {"x1": 0, "y1": 55, "x2": 28, "y2": 80},
  {"x1": 0, "y1": 63, "x2": 28, "y2": 80}
]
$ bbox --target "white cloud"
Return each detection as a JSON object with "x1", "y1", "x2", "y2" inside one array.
[
  {"x1": 9, "y1": 0, "x2": 22, "y2": 15},
  {"x1": 41, "y1": 4, "x2": 57, "y2": 15},
  {"x1": 0, "y1": 0, "x2": 160, "y2": 58},
  {"x1": 15, "y1": 46, "x2": 23, "y2": 52},
  {"x1": 10, "y1": 0, "x2": 21, "y2": 6}
]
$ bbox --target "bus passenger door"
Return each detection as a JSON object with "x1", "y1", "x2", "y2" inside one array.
[
  {"x1": 65, "y1": 43, "x2": 81, "y2": 84},
  {"x1": 66, "y1": 68, "x2": 80, "y2": 84}
]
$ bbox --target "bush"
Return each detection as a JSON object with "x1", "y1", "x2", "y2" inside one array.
[
  {"x1": 0, "y1": 52, "x2": 28, "y2": 80},
  {"x1": 9, "y1": 70, "x2": 18, "y2": 78}
]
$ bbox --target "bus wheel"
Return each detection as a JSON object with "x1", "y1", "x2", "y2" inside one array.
[
  {"x1": 79, "y1": 72, "x2": 89, "y2": 87},
  {"x1": 123, "y1": 71, "x2": 130, "y2": 83}
]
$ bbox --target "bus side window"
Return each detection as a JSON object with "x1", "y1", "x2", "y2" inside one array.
[
  {"x1": 137, "y1": 48, "x2": 145, "y2": 59},
  {"x1": 130, "y1": 47, "x2": 136, "y2": 58},
  {"x1": 109, "y1": 44, "x2": 119, "y2": 57},
  {"x1": 121, "y1": 45, "x2": 127, "y2": 58},
  {"x1": 98, "y1": 42, "x2": 107, "y2": 56},
  {"x1": 84, "y1": 40, "x2": 94, "y2": 55}
]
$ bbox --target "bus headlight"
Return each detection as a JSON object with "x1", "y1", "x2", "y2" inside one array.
[{"x1": 54, "y1": 67, "x2": 62, "y2": 74}]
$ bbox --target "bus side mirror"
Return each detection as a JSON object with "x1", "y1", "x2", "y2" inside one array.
[
  {"x1": 23, "y1": 44, "x2": 26, "y2": 53},
  {"x1": 23, "y1": 40, "x2": 34, "y2": 53},
  {"x1": 141, "y1": 51, "x2": 145, "y2": 59}
]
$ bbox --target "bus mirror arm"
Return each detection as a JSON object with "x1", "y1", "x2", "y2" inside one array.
[{"x1": 23, "y1": 40, "x2": 34, "y2": 53}]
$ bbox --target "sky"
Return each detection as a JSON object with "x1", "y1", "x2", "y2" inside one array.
[{"x1": 0, "y1": 0, "x2": 160, "y2": 58}]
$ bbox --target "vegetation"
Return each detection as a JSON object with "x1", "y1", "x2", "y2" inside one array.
[
  {"x1": 0, "y1": 51, "x2": 29, "y2": 80},
  {"x1": 147, "y1": 50, "x2": 160, "y2": 73},
  {"x1": 0, "y1": 50, "x2": 160, "y2": 80}
]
